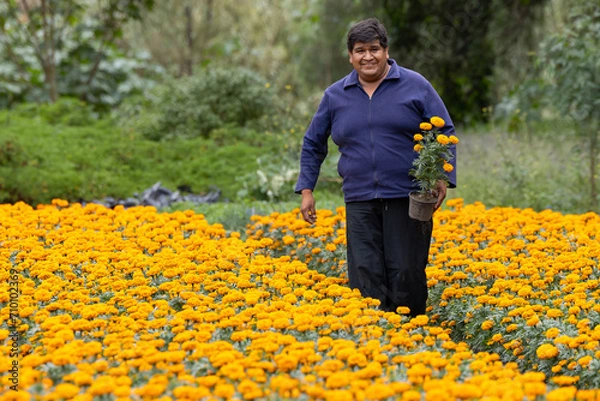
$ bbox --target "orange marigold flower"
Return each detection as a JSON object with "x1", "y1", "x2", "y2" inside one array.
[
  {"x1": 536, "y1": 343, "x2": 559, "y2": 359},
  {"x1": 420, "y1": 122, "x2": 433, "y2": 131},
  {"x1": 430, "y1": 116, "x2": 445, "y2": 128},
  {"x1": 436, "y1": 134, "x2": 450, "y2": 145}
]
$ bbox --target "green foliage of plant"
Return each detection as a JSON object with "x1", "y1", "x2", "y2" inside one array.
[
  {"x1": 382, "y1": 0, "x2": 548, "y2": 126},
  {"x1": 167, "y1": 194, "x2": 344, "y2": 236},
  {"x1": 13, "y1": 98, "x2": 95, "y2": 126},
  {"x1": 117, "y1": 67, "x2": 276, "y2": 141},
  {"x1": 0, "y1": 0, "x2": 159, "y2": 111},
  {"x1": 0, "y1": 108, "x2": 271, "y2": 206},
  {"x1": 410, "y1": 118, "x2": 457, "y2": 196},
  {"x1": 496, "y1": 0, "x2": 600, "y2": 211}
]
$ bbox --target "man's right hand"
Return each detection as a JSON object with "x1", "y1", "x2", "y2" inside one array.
[{"x1": 300, "y1": 189, "x2": 316, "y2": 224}]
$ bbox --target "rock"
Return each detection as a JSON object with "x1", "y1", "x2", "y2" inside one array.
[{"x1": 87, "y1": 182, "x2": 221, "y2": 209}]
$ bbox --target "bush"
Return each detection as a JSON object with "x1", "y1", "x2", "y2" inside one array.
[
  {"x1": 12, "y1": 98, "x2": 95, "y2": 126},
  {"x1": 118, "y1": 66, "x2": 276, "y2": 141},
  {"x1": 0, "y1": 108, "x2": 275, "y2": 206}
]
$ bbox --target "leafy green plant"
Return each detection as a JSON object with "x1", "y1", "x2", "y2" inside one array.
[
  {"x1": 410, "y1": 116, "x2": 458, "y2": 197},
  {"x1": 118, "y1": 66, "x2": 276, "y2": 141},
  {"x1": 0, "y1": 0, "x2": 159, "y2": 111},
  {"x1": 499, "y1": 1, "x2": 600, "y2": 211},
  {"x1": 0, "y1": 108, "x2": 274, "y2": 205}
]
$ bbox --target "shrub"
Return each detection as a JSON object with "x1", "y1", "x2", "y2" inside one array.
[
  {"x1": 12, "y1": 98, "x2": 95, "y2": 126},
  {"x1": 118, "y1": 66, "x2": 276, "y2": 141},
  {"x1": 0, "y1": 109, "x2": 274, "y2": 205}
]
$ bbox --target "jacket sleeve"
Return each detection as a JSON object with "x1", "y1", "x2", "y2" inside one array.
[
  {"x1": 422, "y1": 83, "x2": 457, "y2": 188},
  {"x1": 294, "y1": 92, "x2": 332, "y2": 193}
]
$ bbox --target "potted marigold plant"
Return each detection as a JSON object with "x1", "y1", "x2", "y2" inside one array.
[{"x1": 408, "y1": 116, "x2": 458, "y2": 221}]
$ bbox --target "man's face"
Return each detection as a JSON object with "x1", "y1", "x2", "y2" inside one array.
[{"x1": 348, "y1": 40, "x2": 389, "y2": 83}]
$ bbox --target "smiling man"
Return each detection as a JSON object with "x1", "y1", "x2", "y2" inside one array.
[{"x1": 295, "y1": 18, "x2": 457, "y2": 317}]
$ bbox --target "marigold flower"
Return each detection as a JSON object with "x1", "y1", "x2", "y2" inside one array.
[
  {"x1": 414, "y1": 133, "x2": 424, "y2": 141},
  {"x1": 436, "y1": 134, "x2": 450, "y2": 145},
  {"x1": 536, "y1": 343, "x2": 559, "y2": 359},
  {"x1": 429, "y1": 116, "x2": 445, "y2": 128},
  {"x1": 414, "y1": 144, "x2": 423, "y2": 152},
  {"x1": 443, "y1": 163, "x2": 454, "y2": 173},
  {"x1": 481, "y1": 320, "x2": 494, "y2": 330},
  {"x1": 420, "y1": 122, "x2": 433, "y2": 131}
]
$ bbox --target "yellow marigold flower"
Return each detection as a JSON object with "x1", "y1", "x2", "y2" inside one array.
[
  {"x1": 325, "y1": 371, "x2": 351, "y2": 389},
  {"x1": 575, "y1": 390, "x2": 597, "y2": 401},
  {"x1": 536, "y1": 343, "x2": 559, "y2": 359},
  {"x1": 364, "y1": 383, "x2": 395, "y2": 400},
  {"x1": 214, "y1": 383, "x2": 235, "y2": 399},
  {"x1": 527, "y1": 314, "x2": 540, "y2": 326},
  {"x1": 545, "y1": 328, "x2": 560, "y2": 338},
  {"x1": 275, "y1": 354, "x2": 299, "y2": 372},
  {"x1": 454, "y1": 383, "x2": 482, "y2": 399},
  {"x1": 54, "y1": 383, "x2": 80, "y2": 399},
  {"x1": 420, "y1": 122, "x2": 433, "y2": 131},
  {"x1": 436, "y1": 134, "x2": 450, "y2": 145},
  {"x1": 237, "y1": 379, "x2": 264, "y2": 399},
  {"x1": 430, "y1": 116, "x2": 445, "y2": 128},
  {"x1": 411, "y1": 315, "x2": 429, "y2": 326},
  {"x1": 550, "y1": 377, "x2": 579, "y2": 387},
  {"x1": 523, "y1": 382, "x2": 547, "y2": 398},
  {"x1": 414, "y1": 144, "x2": 423, "y2": 152},
  {"x1": 443, "y1": 163, "x2": 454, "y2": 173},
  {"x1": 481, "y1": 320, "x2": 494, "y2": 330},
  {"x1": 413, "y1": 133, "x2": 424, "y2": 141},
  {"x1": 396, "y1": 306, "x2": 411, "y2": 315},
  {"x1": 272, "y1": 317, "x2": 291, "y2": 330},
  {"x1": 403, "y1": 390, "x2": 422, "y2": 401},
  {"x1": 449, "y1": 135, "x2": 459, "y2": 144},
  {"x1": 546, "y1": 308, "x2": 564, "y2": 318}
]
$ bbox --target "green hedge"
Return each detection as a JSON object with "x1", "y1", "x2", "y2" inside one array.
[{"x1": 0, "y1": 106, "x2": 274, "y2": 206}]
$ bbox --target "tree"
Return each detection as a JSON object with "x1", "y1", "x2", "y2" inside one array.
[
  {"x1": 381, "y1": 0, "x2": 547, "y2": 125},
  {"x1": 535, "y1": 0, "x2": 600, "y2": 210},
  {"x1": 0, "y1": 0, "x2": 155, "y2": 108}
]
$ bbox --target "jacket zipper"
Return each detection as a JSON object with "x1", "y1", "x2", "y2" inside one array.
[{"x1": 369, "y1": 98, "x2": 379, "y2": 198}]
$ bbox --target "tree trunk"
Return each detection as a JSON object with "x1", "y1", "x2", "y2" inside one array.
[
  {"x1": 183, "y1": 5, "x2": 194, "y2": 76},
  {"x1": 205, "y1": 0, "x2": 213, "y2": 43},
  {"x1": 40, "y1": 0, "x2": 58, "y2": 102},
  {"x1": 590, "y1": 125, "x2": 598, "y2": 211}
]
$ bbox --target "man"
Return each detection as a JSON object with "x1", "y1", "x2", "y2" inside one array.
[{"x1": 295, "y1": 18, "x2": 456, "y2": 317}]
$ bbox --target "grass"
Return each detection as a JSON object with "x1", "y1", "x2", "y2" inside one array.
[{"x1": 449, "y1": 121, "x2": 592, "y2": 214}]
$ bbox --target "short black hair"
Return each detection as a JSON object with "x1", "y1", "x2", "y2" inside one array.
[{"x1": 347, "y1": 18, "x2": 389, "y2": 52}]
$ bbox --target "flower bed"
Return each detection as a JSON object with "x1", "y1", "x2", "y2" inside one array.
[{"x1": 0, "y1": 199, "x2": 599, "y2": 400}]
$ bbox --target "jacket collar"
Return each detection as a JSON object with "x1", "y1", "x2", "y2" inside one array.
[{"x1": 343, "y1": 58, "x2": 401, "y2": 89}]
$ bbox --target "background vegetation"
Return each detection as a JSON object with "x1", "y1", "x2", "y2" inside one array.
[{"x1": 0, "y1": 0, "x2": 598, "y2": 226}]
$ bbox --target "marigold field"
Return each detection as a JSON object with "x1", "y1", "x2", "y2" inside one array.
[{"x1": 1, "y1": 199, "x2": 599, "y2": 401}]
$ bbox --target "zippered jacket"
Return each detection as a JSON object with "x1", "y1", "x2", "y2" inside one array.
[{"x1": 295, "y1": 59, "x2": 456, "y2": 202}]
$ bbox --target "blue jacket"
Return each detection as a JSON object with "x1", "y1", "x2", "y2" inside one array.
[{"x1": 295, "y1": 59, "x2": 456, "y2": 202}]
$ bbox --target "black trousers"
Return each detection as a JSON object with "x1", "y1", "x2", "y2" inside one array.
[{"x1": 345, "y1": 198, "x2": 432, "y2": 316}]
